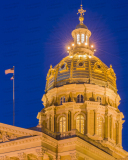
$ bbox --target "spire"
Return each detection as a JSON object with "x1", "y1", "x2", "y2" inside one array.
[{"x1": 77, "y1": 5, "x2": 86, "y2": 24}]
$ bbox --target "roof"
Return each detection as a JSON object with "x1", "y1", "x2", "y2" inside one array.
[
  {"x1": 45, "y1": 54, "x2": 117, "y2": 93},
  {"x1": 76, "y1": 23, "x2": 88, "y2": 29}
]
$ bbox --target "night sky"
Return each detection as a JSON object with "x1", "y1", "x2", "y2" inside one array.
[{"x1": 0, "y1": 0, "x2": 128, "y2": 151}]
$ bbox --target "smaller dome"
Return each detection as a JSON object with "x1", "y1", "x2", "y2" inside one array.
[{"x1": 76, "y1": 23, "x2": 88, "y2": 29}]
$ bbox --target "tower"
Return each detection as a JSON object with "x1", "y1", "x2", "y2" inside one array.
[{"x1": 36, "y1": 5, "x2": 128, "y2": 160}]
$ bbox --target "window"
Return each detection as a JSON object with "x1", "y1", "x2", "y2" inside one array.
[
  {"x1": 60, "y1": 96, "x2": 65, "y2": 105},
  {"x1": 79, "y1": 62, "x2": 83, "y2": 67},
  {"x1": 81, "y1": 34, "x2": 84, "y2": 43},
  {"x1": 86, "y1": 35, "x2": 88, "y2": 43},
  {"x1": 96, "y1": 116, "x2": 103, "y2": 137},
  {"x1": 77, "y1": 34, "x2": 80, "y2": 44},
  {"x1": 76, "y1": 115, "x2": 84, "y2": 134},
  {"x1": 77, "y1": 95, "x2": 84, "y2": 103},
  {"x1": 97, "y1": 96, "x2": 102, "y2": 104},
  {"x1": 61, "y1": 64, "x2": 65, "y2": 69},
  {"x1": 59, "y1": 117, "x2": 66, "y2": 132}
]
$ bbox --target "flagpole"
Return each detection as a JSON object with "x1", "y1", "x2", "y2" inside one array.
[{"x1": 13, "y1": 66, "x2": 15, "y2": 126}]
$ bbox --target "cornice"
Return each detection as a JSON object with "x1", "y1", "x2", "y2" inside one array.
[
  {"x1": 0, "y1": 123, "x2": 41, "y2": 136},
  {"x1": 0, "y1": 136, "x2": 42, "y2": 149}
]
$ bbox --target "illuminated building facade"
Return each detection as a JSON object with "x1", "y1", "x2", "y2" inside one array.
[{"x1": 0, "y1": 5, "x2": 128, "y2": 160}]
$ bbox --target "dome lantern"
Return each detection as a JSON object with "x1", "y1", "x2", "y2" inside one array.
[{"x1": 71, "y1": 5, "x2": 93, "y2": 56}]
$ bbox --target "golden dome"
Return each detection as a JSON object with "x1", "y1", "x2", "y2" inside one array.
[
  {"x1": 45, "y1": 5, "x2": 117, "y2": 94},
  {"x1": 45, "y1": 54, "x2": 117, "y2": 93}
]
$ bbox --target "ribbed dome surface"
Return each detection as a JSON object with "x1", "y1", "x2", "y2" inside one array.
[{"x1": 46, "y1": 55, "x2": 117, "y2": 92}]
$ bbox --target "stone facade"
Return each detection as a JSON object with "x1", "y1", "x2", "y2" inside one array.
[{"x1": 0, "y1": 5, "x2": 128, "y2": 160}]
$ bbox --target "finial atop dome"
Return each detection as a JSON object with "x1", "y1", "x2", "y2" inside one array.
[{"x1": 77, "y1": 4, "x2": 86, "y2": 24}]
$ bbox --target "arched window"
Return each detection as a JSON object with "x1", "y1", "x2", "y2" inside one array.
[
  {"x1": 60, "y1": 96, "x2": 65, "y2": 105},
  {"x1": 97, "y1": 96, "x2": 102, "y2": 104},
  {"x1": 77, "y1": 95, "x2": 84, "y2": 103},
  {"x1": 76, "y1": 115, "x2": 84, "y2": 134},
  {"x1": 77, "y1": 34, "x2": 80, "y2": 44},
  {"x1": 59, "y1": 117, "x2": 66, "y2": 132},
  {"x1": 81, "y1": 34, "x2": 85, "y2": 43},
  {"x1": 96, "y1": 116, "x2": 103, "y2": 137}
]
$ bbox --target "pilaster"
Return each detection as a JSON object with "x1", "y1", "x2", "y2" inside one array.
[
  {"x1": 117, "y1": 121, "x2": 122, "y2": 147},
  {"x1": 66, "y1": 112, "x2": 68, "y2": 131},
  {"x1": 71, "y1": 111, "x2": 74, "y2": 130},
  {"x1": 94, "y1": 110, "x2": 98, "y2": 135},
  {"x1": 111, "y1": 115, "x2": 113, "y2": 140},
  {"x1": 105, "y1": 113, "x2": 109, "y2": 139},
  {"x1": 87, "y1": 109, "x2": 90, "y2": 135}
]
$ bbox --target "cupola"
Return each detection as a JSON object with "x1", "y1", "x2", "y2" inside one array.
[{"x1": 71, "y1": 5, "x2": 92, "y2": 56}]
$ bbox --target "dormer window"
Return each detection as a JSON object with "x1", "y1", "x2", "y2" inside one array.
[
  {"x1": 81, "y1": 34, "x2": 84, "y2": 43},
  {"x1": 97, "y1": 96, "x2": 102, "y2": 104},
  {"x1": 77, "y1": 95, "x2": 84, "y2": 103},
  {"x1": 77, "y1": 34, "x2": 80, "y2": 44},
  {"x1": 60, "y1": 96, "x2": 65, "y2": 105}
]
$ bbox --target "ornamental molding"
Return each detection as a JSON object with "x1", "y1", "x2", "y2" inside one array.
[
  {"x1": 36, "y1": 149, "x2": 46, "y2": 156},
  {"x1": 93, "y1": 60, "x2": 104, "y2": 73},
  {"x1": 41, "y1": 135, "x2": 57, "y2": 147},
  {"x1": 67, "y1": 137, "x2": 112, "y2": 159},
  {"x1": 101, "y1": 140, "x2": 127, "y2": 157},
  {"x1": 70, "y1": 152, "x2": 79, "y2": 160},
  {"x1": 17, "y1": 152, "x2": 26, "y2": 160},
  {"x1": 0, "y1": 156, "x2": 9, "y2": 160},
  {"x1": 0, "y1": 131, "x2": 17, "y2": 143},
  {"x1": 75, "y1": 138, "x2": 118, "y2": 159},
  {"x1": 0, "y1": 123, "x2": 41, "y2": 137},
  {"x1": 74, "y1": 111, "x2": 86, "y2": 120},
  {"x1": 57, "y1": 113, "x2": 66, "y2": 123},
  {"x1": 0, "y1": 136, "x2": 42, "y2": 149}
]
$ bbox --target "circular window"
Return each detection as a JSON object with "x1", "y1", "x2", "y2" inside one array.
[
  {"x1": 79, "y1": 62, "x2": 83, "y2": 67},
  {"x1": 61, "y1": 64, "x2": 65, "y2": 69},
  {"x1": 97, "y1": 65, "x2": 101, "y2": 69}
]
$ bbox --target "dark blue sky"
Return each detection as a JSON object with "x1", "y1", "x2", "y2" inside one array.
[{"x1": 0, "y1": 0, "x2": 128, "y2": 150}]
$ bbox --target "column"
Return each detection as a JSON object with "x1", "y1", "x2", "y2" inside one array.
[
  {"x1": 117, "y1": 121, "x2": 122, "y2": 147},
  {"x1": 94, "y1": 110, "x2": 98, "y2": 136},
  {"x1": 57, "y1": 155, "x2": 61, "y2": 160},
  {"x1": 47, "y1": 116, "x2": 49, "y2": 129},
  {"x1": 87, "y1": 109, "x2": 90, "y2": 135},
  {"x1": 104, "y1": 113, "x2": 109, "y2": 140},
  {"x1": 66, "y1": 112, "x2": 68, "y2": 131},
  {"x1": 111, "y1": 116, "x2": 113, "y2": 140},
  {"x1": 71, "y1": 112, "x2": 74, "y2": 130},
  {"x1": 51, "y1": 115, "x2": 54, "y2": 132}
]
